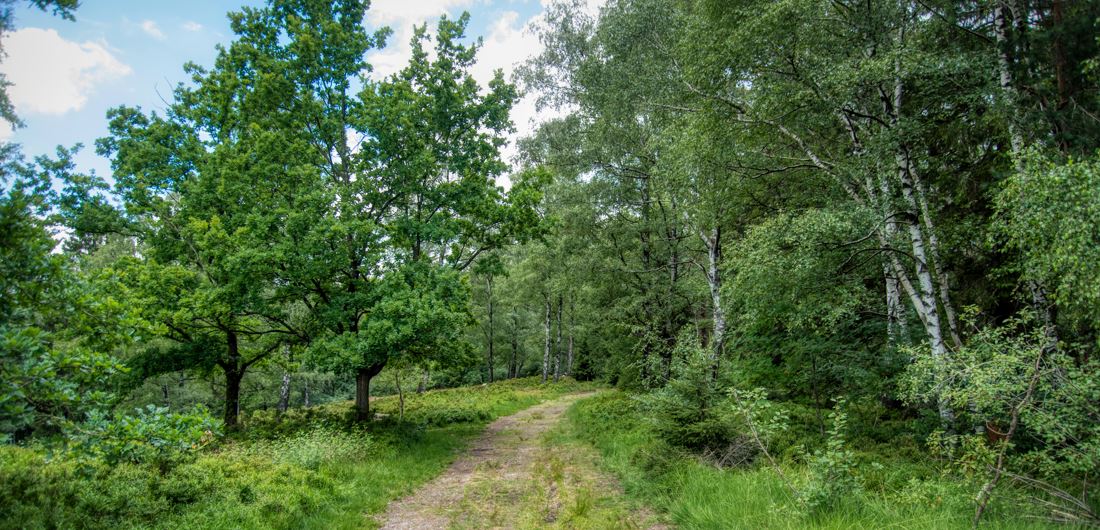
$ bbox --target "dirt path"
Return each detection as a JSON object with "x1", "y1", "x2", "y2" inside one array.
[{"x1": 375, "y1": 392, "x2": 666, "y2": 529}]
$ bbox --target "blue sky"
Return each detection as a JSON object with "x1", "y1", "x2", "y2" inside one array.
[{"x1": 1, "y1": 0, "x2": 600, "y2": 181}]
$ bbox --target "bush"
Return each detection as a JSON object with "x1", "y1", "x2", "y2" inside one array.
[
  {"x1": 638, "y1": 335, "x2": 733, "y2": 451},
  {"x1": 798, "y1": 400, "x2": 864, "y2": 515},
  {"x1": 69, "y1": 404, "x2": 220, "y2": 470}
]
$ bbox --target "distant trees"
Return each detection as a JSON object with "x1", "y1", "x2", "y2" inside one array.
[{"x1": 499, "y1": 0, "x2": 1100, "y2": 521}]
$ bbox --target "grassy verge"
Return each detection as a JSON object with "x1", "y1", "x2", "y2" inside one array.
[
  {"x1": 0, "y1": 377, "x2": 595, "y2": 530},
  {"x1": 566, "y1": 391, "x2": 1061, "y2": 530}
]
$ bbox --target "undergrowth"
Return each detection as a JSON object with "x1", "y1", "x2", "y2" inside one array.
[
  {"x1": 0, "y1": 377, "x2": 593, "y2": 530},
  {"x1": 566, "y1": 391, "x2": 1065, "y2": 530}
]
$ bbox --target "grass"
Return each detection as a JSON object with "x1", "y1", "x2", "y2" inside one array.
[
  {"x1": 510, "y1": 410, "x2": 666, "y2": 529},
  {"x1": 0, "y1": 377, "x2": 595, "y2": 530},
  {"x1": 565, "y1": 390, "x2": 1067, "y2": 530}
]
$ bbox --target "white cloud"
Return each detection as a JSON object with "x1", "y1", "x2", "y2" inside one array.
[
  {"x1": 362, "y1": 1, "x2": 607, "y2": 171},
  {"x1": 475, "y1": 3, "x2": 606, "y2": 165},
  {"x1": 365, "y1": 0, "x2": 486, "y2": 80},
  {"x1": 140, "y1": 20, "x2": 166, "y2": 40},
  {"x1": 181, "y1": 21, "x2": 203, "y2": 32},
  {"x1": 470, "y1": 10, "x2": 544, "y2": 164},
  {"x1": 0, "y1": 28, "x2": 132, "y2": 116},
  {"x1": 367, "y1": 0, "x2": 477, "y2": 26}
]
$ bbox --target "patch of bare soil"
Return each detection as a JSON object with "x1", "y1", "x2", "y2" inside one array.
[{"x1": 375, "y1": 392, "x2": 666, "y2": 530}]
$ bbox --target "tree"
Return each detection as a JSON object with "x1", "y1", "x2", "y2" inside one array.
[
  {"x1": 95, "y1": 1, "x2": 349, "y2": 427},
  {"x1": 325, "y1": 12, "x2": 539, "y2": 419}
]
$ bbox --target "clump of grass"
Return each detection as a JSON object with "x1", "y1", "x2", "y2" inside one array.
[{"x1": 237, "y1": 426, "x2": 371, "y2": 470}]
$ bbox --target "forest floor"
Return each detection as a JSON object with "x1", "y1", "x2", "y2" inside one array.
[{"x1": 375, "y1": 391, "x2": 667, "y2": 529}]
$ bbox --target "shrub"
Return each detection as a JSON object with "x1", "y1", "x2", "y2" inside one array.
[
  {"x1": 69, "y1": 404, "x2": 220, "y2": 470},
  {"x1": 799, "y1": 399, "x2": 863, "y2": 514},
  {"x1": 638, "y1": 335, "x2": 732, "y2": 451}
]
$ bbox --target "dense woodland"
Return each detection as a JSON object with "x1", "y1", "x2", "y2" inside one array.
[{"x1": 3, "y1": 0, "x2": 1100, "y2": 528}]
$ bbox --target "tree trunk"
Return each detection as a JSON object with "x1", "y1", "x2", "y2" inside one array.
[
  {"x1": 878, "y1": 170, "x2": 908, "y2": 346},
  {"x1": 554, "y1": 294, "x2": 563, "y2": 382},
  {"x1": 394, "y1": 370, "x2": 405, "y2": 422},
  {"x1": 277, "y1": 344, "x2": 292, "y2": 414},
  {"x1": 223, "y1": 330, "x2": 243, "y2": 428},
  {"x1": 895, "y1": 76, "x2": 955, "y2": 426},
  {"x1": 354, "y1": 362, "x2": 384, "y2": 421},
  {"x1": 884, "y1": 264, "x2": 906, "y2": 345},
  {"x1": 567, "y1": 299, "x2": 574, "y2": 376},
  {"x1": 911, "y1": 169, "x2": 962, "y2": 349},
  {"x1": 995, "y1": 0, "x2": 1062, "y2": 356},
  {"x1": 302, "y1": 379, "x2": 310, "y2": 407},
  {"x1": 510, "y1": 306, "x2": 520, "y2": 378},
  {"x1": 417, "y1": 367, "x2": 429, "y2": 394},
  {"x1": 701, "y1": 226, "x2": 725, "y2": 378},
  {"x1": 486, "y1": 276, "x2": 495, "y2": 383},
  {"x1": 542, "y1": 295, "x2": 551, "y2": 382},
  {"x1": 277, "y1": 371, "x2": 291, "y2": 414},
  {"x1": 225, "y1": 369, "x2": 243, "y2": 428}
]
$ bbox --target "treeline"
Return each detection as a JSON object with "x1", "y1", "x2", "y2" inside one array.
[
  {"x1": 479, "y1": 0, "x2": 1100, "y2": 522},
  {"x1": 1, "y1": 0, "x2": 545, "y2": 454}
]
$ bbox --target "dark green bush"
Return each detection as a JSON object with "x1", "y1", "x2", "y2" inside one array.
[{"x1": 638, "y1": 337, "x2": 734, "y2": 451}]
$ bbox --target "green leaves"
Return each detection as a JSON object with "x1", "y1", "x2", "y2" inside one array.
[
  {"x1": 69, "y1": 404, "x2": 220, "y2": 469},
  {"x1": 994, "y1": 150, "x2": 1100, "y2": 329},
  {"x1": 725, "y1": 207, "x2": 875, "y2": 335}
]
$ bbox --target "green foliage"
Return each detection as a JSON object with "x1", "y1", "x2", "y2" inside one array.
[
  {"x1": 994, "y1": 151, "x2": 1100, "y2": 329},
  {"x1": 568, "y1": 391, "x2": 1057, "y2": 529},
  {"x1": 0, "y1": 376, "x2": 590, "y2": 529},
  {"x1": 800, "y1": 400, "x2": 863, "y2": 515},
  {"x1": 900, "y1": 311, "x2": 1044, "y2": 425},
  {"x1": 69, "y1": 405, "x2": 220, "y2": 469},
  {"x1": 727, "y1": 387, "x2": 791, "y2": 458},
  {"x1": 308, "y1": 263, "x2": 474, "y2": 377},
  {"x1": 244, "y1": 376, "x2": 594, "y2": 433},
  {"x1": 726, "y1": 208, "x2": 875, "y2": 335},
  {"x1": 1, "y1": 159, "x2": 142, "y2": 442},
  {"x1": 903, "y1": 309, "x2": 1100, "y2": 500},
  {"x1": 239, "y1": 426, "x2": 370, "y2": 471},
  {"x1": 639, "y1": 333, "x2": 734, "y2": 451}
]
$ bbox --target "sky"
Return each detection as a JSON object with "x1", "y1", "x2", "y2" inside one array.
[{"x1": 0, "y1": 0, "x2": 603, "y2": 183}]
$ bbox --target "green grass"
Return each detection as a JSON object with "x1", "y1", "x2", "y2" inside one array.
[
  {"x1": 0, "y1": 377, "x2": 595, "y2": 530},
  {"x1": 565, "y1": 391, "x2": 1066, "y2": 530}
]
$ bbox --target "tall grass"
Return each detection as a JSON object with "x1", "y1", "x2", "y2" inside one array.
[{"x1": 566, "y1": 391, "x2": 1062, "y2": 530}]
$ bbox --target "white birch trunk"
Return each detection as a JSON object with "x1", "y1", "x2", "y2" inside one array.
[
  {"x1": 911, "y1": 170, "x2": 962, "y2": 349},
  {"x1": 701, "y1": 226, "x2": 726, "y2": 375},
  {"x1": 542, "y1": 296, "x2": 550, "y2": 383},
  {"x1": 277, "y1": 344, "x2": 292, "y2": 414},
  {"x1": 277, "y1": 371, "x2": 291, "y2": 413},
  {"x1": 394, "y1": 370, "x2": 404, "y2": 422},
  {"x1": 895, "y1": 77, "x2": 956, "y2": 425},
  {"x1": 566, "y1": 299, "x2": 575, "y2": 376},
  {"x1": 486, "y1": 276, "x2": 495, "y2": 383},
  {"x1": 417, "y1": 367, "x2": 429, "y2": 393},
  {"x1": 553, "y1": 295, "x2": 563, "y2": 382},
  {"x1": 510, "y1": 306, "x2": 521, "y2": 378}
]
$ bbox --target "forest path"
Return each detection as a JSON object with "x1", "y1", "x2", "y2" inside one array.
[{"x1": 375, "y1": 391, "x2": 667, "y2": 529}]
